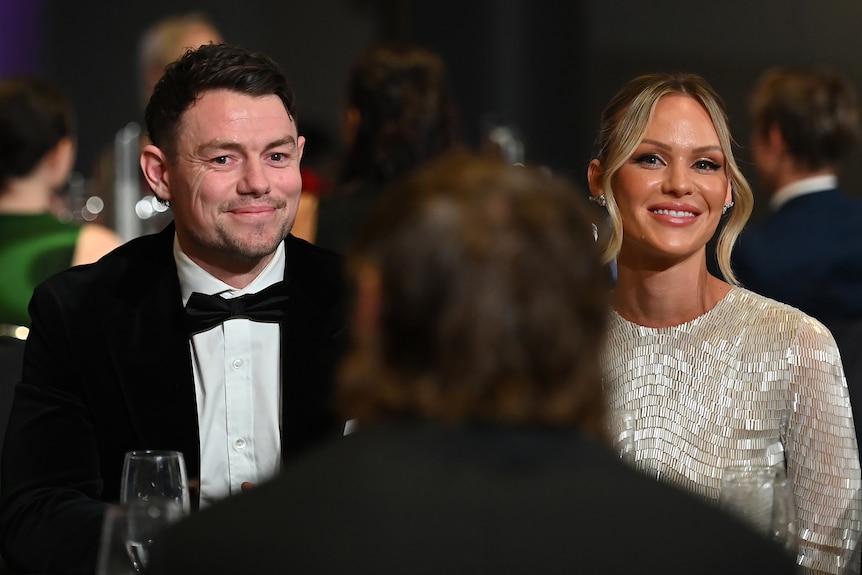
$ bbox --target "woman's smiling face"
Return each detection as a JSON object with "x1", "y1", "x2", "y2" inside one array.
[{"x1": 611, "y1": 93, "x2": 732, "y2": 266}]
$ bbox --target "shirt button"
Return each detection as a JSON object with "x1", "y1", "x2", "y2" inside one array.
[
  {"x1": 234, "y1": 438, "x2": 246, "y2": 449},
  {"x1": 232, "y1": 358, "x2": 244, "y2": 369}
]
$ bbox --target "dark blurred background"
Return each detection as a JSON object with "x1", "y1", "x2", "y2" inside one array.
[{"x1": 4, "y1": 0, "x2": 862, "y2": 222}]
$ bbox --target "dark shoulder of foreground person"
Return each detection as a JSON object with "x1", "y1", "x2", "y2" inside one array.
[{"x1": 145, "y1": 426, "x2": 798, "y2": 575}]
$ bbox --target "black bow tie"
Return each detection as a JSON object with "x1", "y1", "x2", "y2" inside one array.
[{"x1": 184, "y1": 281, "x2": 290, "y2": 335}]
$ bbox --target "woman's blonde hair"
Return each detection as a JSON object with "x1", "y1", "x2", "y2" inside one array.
[{"x1": 590, "y1": 73, "x2": 753, "y2": 285}]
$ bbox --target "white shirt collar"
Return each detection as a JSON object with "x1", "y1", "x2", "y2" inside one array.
[
  {"x1": 174, "y1": 235, "x2": 286, "y2": 306},
  {"x1": 769, "y1": 174, "x2": 837, "y2": 211}
]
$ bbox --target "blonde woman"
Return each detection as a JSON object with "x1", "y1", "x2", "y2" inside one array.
[{"x1": 588, "y1": 73, "x2": 861, "y2": 575}]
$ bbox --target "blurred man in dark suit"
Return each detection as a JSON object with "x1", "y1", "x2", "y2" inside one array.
[{"x1": 734, "y1": 67, "x2": 862, "y2": 323}]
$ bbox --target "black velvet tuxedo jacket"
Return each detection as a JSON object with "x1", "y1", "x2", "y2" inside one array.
[
  {"x1": 0, "y1": 224, "x2": 347, "y2": 575},
  {"x1": 148, "y1": 423, "x2": 797, "y2": 575}
]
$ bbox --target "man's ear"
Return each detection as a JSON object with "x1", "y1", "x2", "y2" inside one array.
[
  {"x1": 140, "y1": 144, "x2": 171, "y2": 202},
  {"x1": 587, "y1": 159, "x2": 605, "y2": 200},
  {"x1": 766, "y1": 124, "x2": 787, "y2": 154},
  {"x1": 297, "y1": 135, "x2": 306, "y2": 165}
]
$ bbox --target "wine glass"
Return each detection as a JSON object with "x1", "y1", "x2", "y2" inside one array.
[
  {"x1": 96, "y1": 505, "x2": 138, "y2": 575},
  {"x1": 120, "y1": 450, "x2": 190, "y2": 511},
  {"x1": 720, "y1": 463, "x2": 798, "y2": 553},
  {"x1": 770, "y1": 469, "x2": 799, "y2": 555},
  {"x1": 610, "y1": 409, "x2": 637, "y2": 464},
  {"x1": 119, "y1": 450, "x2": 190, "y2": 572},
  {"x1": 720, "y1": 464, "x2": 776, "y2": 536}
]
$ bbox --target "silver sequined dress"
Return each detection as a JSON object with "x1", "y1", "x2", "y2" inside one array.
[{"x1": 603, "y1": 287, "x2": 862, "y2": 574}]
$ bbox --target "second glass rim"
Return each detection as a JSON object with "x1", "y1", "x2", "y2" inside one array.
[{"x1": 124, "y1": 449, "x2": 184, "y2": 458}]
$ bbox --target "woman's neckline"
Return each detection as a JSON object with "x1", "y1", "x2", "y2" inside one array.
[{"x1": 611, "y1": 285, "x2": 739, "y2": 330}]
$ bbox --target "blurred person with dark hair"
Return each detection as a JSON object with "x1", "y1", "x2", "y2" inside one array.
[
  {"x1": 0, "y1": 76, "x2": 120, "y2": 330},
  {"x1": 733, "y1": 67, "x2": 862, "y2": 323},
  {"x1": 0, "y1": 44, "x2": 346, "y2": 575},
  {"x1": 148, "y1": 152, "x2": 796, "y2": 575},
  {"x1": 313, "y1": 41, "x2": 460, "y2": 253}
]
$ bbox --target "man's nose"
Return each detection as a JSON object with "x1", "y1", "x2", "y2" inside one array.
[{"x1": 238, "y1": 159, "x2": 269, "y2": 195}]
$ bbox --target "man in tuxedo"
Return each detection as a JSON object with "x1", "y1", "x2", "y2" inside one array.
[
  {"x1": 148, "y1": 153, "x2": 797, "y2": 575},
  {"x1": 732, "y1": 67, "x2": 862, "y2": 454},
  {"x1": 0, "y1": 43, "x2": 346, "y2": 575}
]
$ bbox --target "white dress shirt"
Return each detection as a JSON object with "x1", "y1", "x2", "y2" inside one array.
[
  {"x1": 174, "y1": 237, "x2": 283, "y2": 508},
  {"x1": 769, "y1": 174, "x2": 837, "y2": 211}
]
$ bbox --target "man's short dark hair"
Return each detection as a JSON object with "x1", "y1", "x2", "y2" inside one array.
[
  {"x1": 0, "y1": 76, "x2": 74, "y2": 188},
  {"x1": 750, "y1": 67, "x2": 861, "y2": 170},
  {"x1": 144, "y1": 43, "x2": 297, "y2": 160}
]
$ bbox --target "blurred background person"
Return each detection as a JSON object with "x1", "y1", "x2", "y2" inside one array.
[
  {"x1": 0, "y1": 75, "x2": 121, "y2": 331},
  {"x1": 588, "y1": 72, "x2": 861, "y2": 575},
  {"x1": 732, "y1": 67, "x2": 862, "y2": 324},
  {"x1": 289, "y1": 122, "x2": 335, "y2": 244},
  {"x1": 149, "y1": 152, "x2": 796, "y2": 575},
  {"x1": 731, "y1": 67, "x2": 862, "y2": 458},
  {"x1": 89, "y1": 12, "x2": 224, "y2": 241},
  {"x1": 313, "y1": 41, "x2": 461, "y2": 254},
  {"x1": 136, "y1": 12, "x2": 225, "y2": 114}
]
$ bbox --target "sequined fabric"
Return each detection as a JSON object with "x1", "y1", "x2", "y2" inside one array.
[{"x1": 603, "y1": 287, "x2": 862, "y2": 575}]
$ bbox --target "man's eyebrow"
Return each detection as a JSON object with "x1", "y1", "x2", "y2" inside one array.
[
  {"x1": 196, "y1": 136, "x2": 298, "y2": 154},
  {"x1": 264, "y1": 136, "x2": 298, "y2": 150}
]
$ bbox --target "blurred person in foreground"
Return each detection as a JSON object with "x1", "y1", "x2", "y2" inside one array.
[
  {"x1": 313, "y1": 41, "x2": 460, "y2": 253},
  {"x1": 148, "y1": 152, "x2": 796, "y2": 575},
  {"x1": 0, "y1": 43, "x2": 346, "y2": 575},
  {"x1": 588, "y1": 72, "x2": 861, "y2": 574},
  {"x1": 0, "y1": 76, "x2": 121, "y2": 331}
]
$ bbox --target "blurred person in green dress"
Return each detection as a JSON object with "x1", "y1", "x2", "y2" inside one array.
[{"x1": 0, "y1": 76, "x2": 120, "y2": 330}]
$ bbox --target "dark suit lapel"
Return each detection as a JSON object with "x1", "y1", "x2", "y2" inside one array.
[
  {"x1": 280, "y1": 285, "x2": 327, "y2": 454},
  {"x1": 279, "y1": 236, "x2": 346, "y2": 460},
  {"x1": 101, "y1": 225, "x2": 201, "y2": 482}
]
